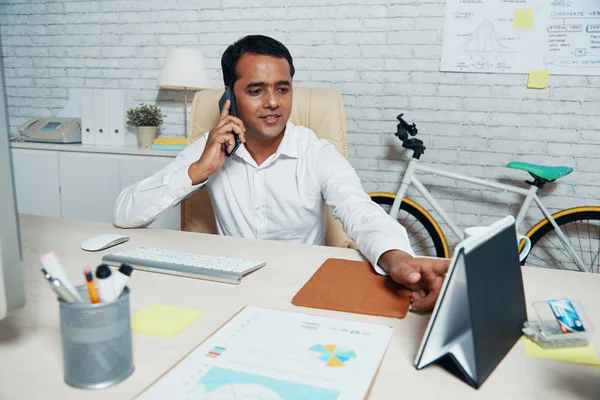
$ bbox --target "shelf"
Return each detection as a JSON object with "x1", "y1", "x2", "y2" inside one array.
[{"x1": 10, "y1": 141, "x2": 179, "y2": 158}]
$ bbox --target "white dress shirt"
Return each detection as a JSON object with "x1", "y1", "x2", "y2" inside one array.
[{"x1": 114, "y1": 122, "x2": 414, "y2": 274}]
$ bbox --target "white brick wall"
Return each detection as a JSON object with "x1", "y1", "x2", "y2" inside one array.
[{"x1": 1, "y1": 0, "x2": 599, "y2": 246}]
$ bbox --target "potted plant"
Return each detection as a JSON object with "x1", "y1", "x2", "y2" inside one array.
[{"x1": 126, "y1": 104, "x2": 165, "y2": 148}]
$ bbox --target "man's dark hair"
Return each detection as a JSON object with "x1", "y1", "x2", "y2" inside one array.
[{"x1": 221, "y1": 35, "x2": 295, "y2": 88}]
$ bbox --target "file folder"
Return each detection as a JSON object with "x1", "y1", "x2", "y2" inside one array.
[
  {"x1": 80, "y1": 89, "x2": 95, "y2": 145},
  {"x1": 107, "y1": 89, "x2": 125, "y2": 146},
  {"x1": 93, "y1": 89, "x2": 110, "y2": 146}
]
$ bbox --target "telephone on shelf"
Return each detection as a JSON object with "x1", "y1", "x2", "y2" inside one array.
[
  {"x1": 17, "y1": 117, "x2": 82, "y2": 144},
  {"x1": 218, "y1": 87, "x2": 242, "y2": 157}
]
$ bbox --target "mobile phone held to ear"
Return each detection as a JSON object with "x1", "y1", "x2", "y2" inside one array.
[{"x1": 218, "y1": 87, "x2": 242, "y2": 157}]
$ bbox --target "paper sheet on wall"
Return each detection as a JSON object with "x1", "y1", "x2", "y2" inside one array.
[
  {"x1": 441, "y1": 0, "x2": 600, "y2": 75},
  {"x1": 136, "y1": 306, "x2": 393, "y2": 400}
]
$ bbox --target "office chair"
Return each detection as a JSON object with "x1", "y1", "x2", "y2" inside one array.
[{"x1": 181, "y1": 86, "x2": 354, "y2": 248}]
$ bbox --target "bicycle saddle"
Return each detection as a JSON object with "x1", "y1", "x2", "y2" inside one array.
[{"x1": 507, "y1": 162, "x2": 573, "y2": 181}]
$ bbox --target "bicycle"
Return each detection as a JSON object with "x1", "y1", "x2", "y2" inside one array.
[{"x1": 369, "y1": 114, "x2": 600, "y2": 273}]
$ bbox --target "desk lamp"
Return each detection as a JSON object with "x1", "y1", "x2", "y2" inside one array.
[{"x1": 158, "y1": 48, "x2": 210, "y2": 136}]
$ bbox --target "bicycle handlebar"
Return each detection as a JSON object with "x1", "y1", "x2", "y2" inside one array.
[
  {"x1": 394, "y1": 114, "x2": 426, "y2": 159},
  {"x1": 394, "y1": 113, "x2": 418, "y2": 141}
]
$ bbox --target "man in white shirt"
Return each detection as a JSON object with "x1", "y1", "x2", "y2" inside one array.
[{"x1": 114, "y1": 35, "x2": 449, "y2": 312}]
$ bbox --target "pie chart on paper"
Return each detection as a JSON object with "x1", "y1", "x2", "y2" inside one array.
[{"x1": 310, "y1": 344, "x2": 357, "y2": 367}]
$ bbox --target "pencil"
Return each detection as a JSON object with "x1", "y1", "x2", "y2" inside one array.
[{"x1": 84, "y1": 267, "x2": 101, "y2": 304}]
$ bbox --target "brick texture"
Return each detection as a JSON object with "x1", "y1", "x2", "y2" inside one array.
[{"x1": 1, "y1": 0, "x2": 598, "y2": 246}]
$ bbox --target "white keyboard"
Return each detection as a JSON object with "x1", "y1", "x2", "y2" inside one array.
[{"x1": 102, "y1": 247, "x2": 266, "y2": 285}]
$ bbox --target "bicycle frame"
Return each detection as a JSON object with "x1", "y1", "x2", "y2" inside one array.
[{"x1": 390, "y1": 158, "x2": 586, "y2": 271}]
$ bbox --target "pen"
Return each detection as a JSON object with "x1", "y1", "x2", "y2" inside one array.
[
  {"x1": 84, "y1": 267, "x2": 100, "y2": 304},
  {"x1": 41, "y1": 268, "x2": 78, "y2": 303},
  {"x1": 40, "y1": 252, "x2": 84, "y2": 302}
]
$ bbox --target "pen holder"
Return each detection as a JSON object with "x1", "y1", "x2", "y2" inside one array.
[{"x1": 59, "y1": 285, "x2": 134, "y2": 390}]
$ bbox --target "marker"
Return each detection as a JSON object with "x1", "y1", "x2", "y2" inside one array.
[
  {"x1": 84, "y1": 267, "x2": 100, "y2": 304},
  {"x1": 41, "y1": 268, "x2": 78, "y2": 303},
  {"x1": 95, "y1": 264, "x2": 117, "y2": 303},
  {"x1": 40, "y1": 252, "x2": 84, "y2": 302},
  {"x1": 113, "y1": 264, "x2": 133, "y2": 298}
]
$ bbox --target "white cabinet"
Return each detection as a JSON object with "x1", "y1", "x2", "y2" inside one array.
[
  {"x1": 11, "y1": 149, "x2": 61, "y2": 217},
  {"x1": 59, "y1": 152, "x2": 121, "y2": 223},
  {"x1": 10, "y1": 144, "x2": 180, "y2": 230}
]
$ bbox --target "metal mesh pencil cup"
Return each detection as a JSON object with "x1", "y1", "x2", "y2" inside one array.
[{"x1": 59, "y1": 285, "x2": 134, "y2": 390}]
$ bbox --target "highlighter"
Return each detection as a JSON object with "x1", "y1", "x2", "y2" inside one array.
[
  {"x1": 84, "y1": 267, "x2": 100, "y2": 304},
  {"x1": 95, "y1": 264, "x2": 117, "y2": 303},
  {"x1": 113, "y1": 264, "x2": 133, "y2": 299}
]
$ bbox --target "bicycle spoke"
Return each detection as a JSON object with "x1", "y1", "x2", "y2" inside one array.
[
  {"x1": 595, "y1": 223, "x2": 600, "y2": 273},
  {"x1": 574, "y1": 222, "x2": 585, "y2": 268},
  {"x1": 586, "y1": 221, "x2": 592, "y2": 268},
  {"x1": 590, "y1": 222, "x2": 600, "y2": 273},
  {"x1": 402, "y1": 215, "x2": 421, "y2": 232},
  {"x1": 527, "y1": 248, "x2": 562, "y2": 270},
  {"x1": 542, "y1": 233, "x2": 576, "y2": 262},
  {"x1": 532, "y1": 230, "x2": 576, "y2": 269},
  {"x1": 411, "y1": 235, "x2": 434, "y2": 248}
]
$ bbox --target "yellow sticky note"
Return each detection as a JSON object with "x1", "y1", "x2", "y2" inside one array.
[
  {"x1": 132, "y1": 304, "x2": 203, "y2": 338},
  {"x1": 527, "y1": 70, "x2": 549, "y2": 89},
  {"x1": 514, "y1": 9, "x2": 534, "y2": 28},
  {"x1": 523, "y1": 338, "x2": 600, "y2": 366}
]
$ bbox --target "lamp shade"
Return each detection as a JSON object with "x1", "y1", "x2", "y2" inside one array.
[{"x1": 158, "y1": 48, "x2": 211, "y2": 90}]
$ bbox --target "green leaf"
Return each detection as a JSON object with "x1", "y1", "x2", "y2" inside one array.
[{"x1": 126, "y1": 103, "x2": 165, "y2": 127}]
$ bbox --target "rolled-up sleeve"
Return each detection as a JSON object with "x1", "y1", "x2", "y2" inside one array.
[
  {"x1": 317, "y1": 142, "x2": 415, "y2": 274},
  {"x1": 113, "y1": 135, "x2": 208, "y2": 228}
]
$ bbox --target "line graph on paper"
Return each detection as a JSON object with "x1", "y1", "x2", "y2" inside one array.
[
  {"x1": 442, "y1": 11, "x2": 528, "y2": 72},
  {"x1": 462, "y1": 20, "x2": 513, "y2": 56},
  {"x1": 459, "y1": 19, "x2": 519, "y2": 70}
]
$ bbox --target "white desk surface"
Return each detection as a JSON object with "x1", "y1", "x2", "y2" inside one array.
[{"x1": 1, "y1": 215, "x2": 599, "y2": 399}]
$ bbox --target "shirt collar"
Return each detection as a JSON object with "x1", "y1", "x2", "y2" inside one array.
[
  {"x1": 234, "y1": 121, "x2": 299, "y2": 164},
  {"x1": 274, "y1": 122, "x2": 299, "y2": 159}
]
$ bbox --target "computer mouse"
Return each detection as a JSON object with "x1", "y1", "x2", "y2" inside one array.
[{"x1": 81, "y1": 234, "x2": 130, "y2": 252}]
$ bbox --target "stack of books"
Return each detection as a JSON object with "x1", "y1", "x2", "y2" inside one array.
[{"x1": 151, "y1": 137, "x2": 187, "y2": 151}]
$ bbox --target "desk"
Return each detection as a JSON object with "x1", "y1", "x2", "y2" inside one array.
[{"x1": 1, "y1": 215, "x2": 599, "y2": 399}]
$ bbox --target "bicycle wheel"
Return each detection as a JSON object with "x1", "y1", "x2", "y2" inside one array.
[
  {"x1": 525, "y1": 206, "x2": 600, "y2": 273},
  {"x1": 369, "y1": 192, "x2": 450, "y2": 258}
]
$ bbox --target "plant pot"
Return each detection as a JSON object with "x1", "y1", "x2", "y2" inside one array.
[{"x1": 137, "y1": 126, "x2": 157, "y2": 149}]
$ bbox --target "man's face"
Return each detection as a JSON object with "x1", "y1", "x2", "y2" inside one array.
[{"x1": 232, "y1": 53, "x2": 293, "y2": 142}]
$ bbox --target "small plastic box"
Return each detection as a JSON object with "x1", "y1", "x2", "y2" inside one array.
[{"x1": 523, "y1": 299, "x2": 593, "y2": 349}]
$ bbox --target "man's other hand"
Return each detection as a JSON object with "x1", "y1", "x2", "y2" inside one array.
[{"x1": 379, "y1": 250, "x2": 450, "y2": 312}]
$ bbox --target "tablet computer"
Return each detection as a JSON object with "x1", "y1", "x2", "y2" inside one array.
[{"x1": 414, "y1": 215, "x2": 527, "y2": 389}]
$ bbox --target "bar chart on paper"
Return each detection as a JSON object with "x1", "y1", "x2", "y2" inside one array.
[{"x1": 136, "y1": 307, "x2": 393, "y2": 400}]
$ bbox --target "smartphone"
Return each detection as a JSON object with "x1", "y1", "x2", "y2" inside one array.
[{"x1": 218, "y1": 87, "x2": 242, "y2": 157}]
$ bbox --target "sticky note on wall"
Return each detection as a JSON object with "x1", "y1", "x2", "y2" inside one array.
[
  {"x1": 527, "y1": 70, "x2": 549, "y2": 89},
  {"x1": 514, "y1": 9, "x2": 535, "y2": 28}
]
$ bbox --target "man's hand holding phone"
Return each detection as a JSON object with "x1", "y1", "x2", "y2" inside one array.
[{"x1": 188, "y1": 100, "x2": 246, "y2": 185}]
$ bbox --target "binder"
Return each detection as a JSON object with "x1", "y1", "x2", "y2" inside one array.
[
  {"x1": 414, "y1": 216, "x2": 527, "y2": 389},
  {"x1": 292, "y1": 258, "x2": 411, "y2": 319},
  {"x1": 92, "y1": 89, "x2": 110, "y2": 146},
  {"x1": 80, "y1": 89, "x2": 95, "y2": 145},
  {"x1": 107, "y1": 89, "x2": 125, "y2": 146}
]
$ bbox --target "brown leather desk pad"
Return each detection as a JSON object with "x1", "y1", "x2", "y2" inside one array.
[{"x1": 292, "y1": 258, "x2": 411, "y2": 319}]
